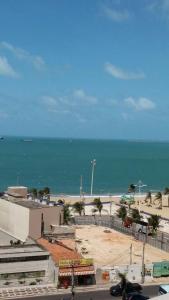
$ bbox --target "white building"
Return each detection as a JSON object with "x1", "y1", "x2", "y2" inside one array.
[
  {"x1": 0, "y1": 230, "x2": 58, "y2": 287},
  {"x1": 0, "y1": 196, "x2": 63, "y2": 241}
]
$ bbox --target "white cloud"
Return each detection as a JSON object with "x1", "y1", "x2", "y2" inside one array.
[
  {"x1": 102, "y1": 5, "x2": 131, "y2": 22},
  {"x1": 124, "y1": 97, "x2": 156, "y2": 111},
  {"x1": 42, "y1": 96, "x2": 58, "y2": 107},
  {"x1": 0, "y1": 56, "x2": 19, "y2": 78},
  {"x1": 147, "y1": 0, "x2": 169, "y2": 19},
  {"x1": 73, "y1": 89, "x2": 98, "y2": 104},
  {"x1": 0, "y1": 41, "x2": 45, "y2": 70},
  {"x1": 105, "y1": 63, "x2": 145, "y2": 80}
]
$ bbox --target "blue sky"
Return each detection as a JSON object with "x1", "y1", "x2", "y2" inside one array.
[{"x1": 0, "y1": 0, "x2": 169, "y2": 140}]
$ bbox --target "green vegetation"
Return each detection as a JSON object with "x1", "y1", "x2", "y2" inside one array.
[
  {"x1": 144, "y1": 191, "x2": 152, "y2": 206},
  {"x1": 73, "y1": 201, "x2": 84, "y2": 216},
  {"x1": 93, "y1": 198, "x2": 103, "y2": 216},
  {"x1": 154, "y1": 192, "x2": 162, "y2": 209},
  {"x1": 117, "y1": 206, "x2": 127, "y2": 222},
  {"x1": 63, "y1": 204, "x2": 71, "y2": 224},
  {"x1": 148, "y1": 214, "x2": 160, "y2": 232},
  {"x1": 131, "y1": 208, "x2": 141, "y2": 223}
]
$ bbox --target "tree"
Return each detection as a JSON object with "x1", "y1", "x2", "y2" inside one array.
[
  {"x1": 58, "y1": 199, "x2": 64, "y2": 205},
  {"x1": 38, "y1": 190, "x2": 44, "y2": 199},
  {"x1": 163, "y1": 187, "x2": 169, "y2": 207},
  {"x1": 144, "y1": 191, "x2": 152, "y2": 206},
  {"x1": 154, "y1": 192, "x2": 162, "y2": 209},
  {"x1": 73, "y1": 201, "x2": 84, "y2": 216},
  {"x1": 43, "y1": 187, "x2": 50, "y2": 200},
  {"x1": 29, "y1": 188, "x2": 37, "y2": 199},
  {"x1": 93, "y1": 198, "x2": 103, "y2": 216},
  {"x1": 128, "y1": 184, "x2": 136, "y2": 194},
  {"x1": 117, "y1": 206, "x2": 127, "y2": 222},
  {"x1": 63, "y1": 204, "x2": 71, "y2": 224},
  {"x1": 131, "y1": 208, "x2": 141, "y2": 223},
  {"x1": 148, "y1": 214, "x2": 160, "y2": 233}
]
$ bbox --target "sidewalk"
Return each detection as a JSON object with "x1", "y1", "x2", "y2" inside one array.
[{"x1": 0, "y1": 281, "x2": 161, "y2": 299}]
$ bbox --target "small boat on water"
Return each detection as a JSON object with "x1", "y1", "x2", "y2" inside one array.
[{"x1": 23, "y1": 139, "x2": 33, "y2": 142}]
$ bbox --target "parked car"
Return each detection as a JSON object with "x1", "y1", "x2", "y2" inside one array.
[
  {"x1": 135, "y1": 221, "x2": 152, "y2": 235},
  {"x1": 110, "y1": 282, "x2": 142, "y2": 296},
  {"x1": 126, "y1": 292, "x2": 149, "y2": 300}
]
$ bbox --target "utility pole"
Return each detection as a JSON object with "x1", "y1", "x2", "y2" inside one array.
[
  {"x1": 130, "y1": 243, "x2": 132, "y2": 265},
  {"x1": 71, "y1": 264, "x2": 75, "y2": 300},
  {"x1": 141, "y1": 240, "x2": 145, "y2": 284}
]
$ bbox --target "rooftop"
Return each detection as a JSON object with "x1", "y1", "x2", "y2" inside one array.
[
  {"x1": 37, "y1": 238, "x2": 82, "y2": 264},
  {"x1": 0, "y1": 230, "x2": 35, "y2": 247},
  {"x1": 1, "y1": 196, "x2": 50, "y2": 209}
]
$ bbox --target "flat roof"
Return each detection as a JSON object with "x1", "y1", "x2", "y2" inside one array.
[
  {"x1": 1, "y1": 197, "x2": 50, "y2": 209},
  {"x1": 0, "y1": 230, "x2": 35, "y2": 247}
]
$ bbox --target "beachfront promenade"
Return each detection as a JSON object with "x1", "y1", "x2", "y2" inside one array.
[{"x1": 51, "y1": 193, "x2": 169, "y2": 220}]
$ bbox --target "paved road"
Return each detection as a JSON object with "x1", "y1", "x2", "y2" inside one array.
[{"x1": 12, "y1": 285, "x2": 159, "y2": 300}]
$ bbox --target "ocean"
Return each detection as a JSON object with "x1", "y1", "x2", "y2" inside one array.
[{"x1": 0, "y1": 137, "x2": 169, "y2": 195}]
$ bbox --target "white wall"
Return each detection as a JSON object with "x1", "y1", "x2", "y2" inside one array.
[{"x1": 0, "y1": 198, "x2": 29, "y2": 241}]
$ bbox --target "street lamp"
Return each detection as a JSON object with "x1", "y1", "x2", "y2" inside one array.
[{"x1": 90, "y1": 159, "x2": 96, "y2": 196}]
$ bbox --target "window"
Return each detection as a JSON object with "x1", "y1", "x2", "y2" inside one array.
[{"x1": 0, "y1": 255, "x2": 48, "y2": 263}]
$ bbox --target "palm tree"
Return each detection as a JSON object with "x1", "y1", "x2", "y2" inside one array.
[
  {"x1": 58, "y1": 199, "x2": 64, "y2": 205},
  {"x1": 30, "y1": 188, "x2": 37, "y2": 199},
  {"x1": 128, "y1": 184, "x2": 136, "y2": 194},
  {"x1": 154, "y1": 192, "x2": 162, "y2": 209},
  {"x1": 43, "y1": 187, "x2": 50, "y2": 195},
  {"x1": 163, "y1": 187, "x2": 169, "y2": 207},
  {"x1": 144, "y1": 191, "x2": 152, "y2": 206},
  {"x1": 93, "y1": 198, "x2": 103, "y2": 216},
  {"x1": 73, "y1": 201, "x2": 84, "y2": 216},
  {"x1": 117, "y1": 206, "x2": 127, "y2": 223},
  {"x1": 63, "y1": 204, "x2": 71, "y2": 224},
  {"x1": 148, "y1": 214, "x2": 160, "y2": 233},
  {"x1": 43, "y1": 187, "x2": 50, "y2": 200},
  {"x1": 131, "y1": 208, "x2": 141, "y2": 223},
  {"x1": 38, "y1": 190, "x2": 44, "y2": 200}
]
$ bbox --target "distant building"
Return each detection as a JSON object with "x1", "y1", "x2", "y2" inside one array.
[
  {"x1": 0, "y1": 230, "x2": 58, "y2": 287},
  {"x1": 0, "y1": 196, "x2": 63, "y2": 241}
]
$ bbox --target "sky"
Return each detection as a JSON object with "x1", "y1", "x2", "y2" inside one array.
[{"x1": 0, "y1": 0, "x2": 169, "y2": 140}]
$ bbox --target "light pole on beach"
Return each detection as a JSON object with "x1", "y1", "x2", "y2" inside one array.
[{"x1": 90, "y1": 159, "x2": 96, "y2": 196}]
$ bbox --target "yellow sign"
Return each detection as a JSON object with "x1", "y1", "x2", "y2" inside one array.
[{"x1": 59, "y1": 258, "x2": 93, "y2": 267}]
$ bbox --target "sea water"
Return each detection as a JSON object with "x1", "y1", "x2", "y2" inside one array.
[{"x1": 0, "y1": 137, "x2": 169, "y2": 195}]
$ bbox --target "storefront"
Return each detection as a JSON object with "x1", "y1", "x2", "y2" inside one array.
[{"x1": 58, "y1": 259, "x2": 96, "y2": 288}]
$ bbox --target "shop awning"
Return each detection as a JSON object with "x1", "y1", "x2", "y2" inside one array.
[{"x1": 59, "y1": 266, "x2": 95, "y2": 277}]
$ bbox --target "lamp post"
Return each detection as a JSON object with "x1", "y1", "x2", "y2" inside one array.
[{"x1": 90, "y1": 159, "x2": 96, "y2": 196}]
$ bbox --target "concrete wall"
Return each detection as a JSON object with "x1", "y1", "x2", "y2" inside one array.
[
  {"x1": 0, "y1": 198, "x2": 29, "y2": 241},
  {"x1": 29, "y1": 206, "x2": 63, "y2": 240}
]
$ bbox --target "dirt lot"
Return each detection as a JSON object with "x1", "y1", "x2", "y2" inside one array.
[{"x1": 75, "y1": 225, "x2": 169, "y2": 268}]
